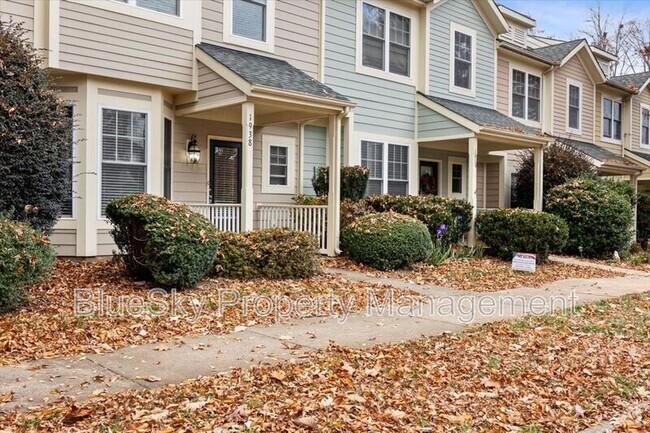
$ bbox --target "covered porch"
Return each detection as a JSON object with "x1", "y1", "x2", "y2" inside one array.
[
  {"x1": 171, "y1": 44, "x2": 354, "y2": 254},
  {"x1": 416, "y1": 94, "x2": 550, "y2": 245}
]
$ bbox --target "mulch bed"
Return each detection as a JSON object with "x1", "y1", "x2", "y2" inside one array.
[
  {"x1": 323, "y1": 256, "x2": 624, "y2": 292},
  {"x1": 0, "y1": 259, "x2": 416, "y2": 366},
  {"x1": 2, "y1": 292, "x2": 649, "y2": 431}
]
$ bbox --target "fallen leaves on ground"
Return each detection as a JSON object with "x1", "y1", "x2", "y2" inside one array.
[
  {"x1": 323, "y1": 256, "x2": 623, "y2": 292},
  {"x1": 0, "y1": 259, "x2": 414, "y2": 366},
  {"x1": 3, "y1": 292, "x2": 649, "y2": 432},
  {"x1": 612, "y1": 406, "x2": 650, "y2": 432}
]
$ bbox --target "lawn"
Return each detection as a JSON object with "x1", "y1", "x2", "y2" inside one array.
[
  {"x1": 0, "y1": 259, "x2": 414, "y2": 366},
  {"x1": 323, "y1": 256, "x2": 624, "y2": 292},
  {"x1": 2, "y1": 293, "x2": 648, "y2": 431}
]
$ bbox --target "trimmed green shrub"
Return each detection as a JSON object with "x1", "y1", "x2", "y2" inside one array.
[
  {"x1": 637, "y1": 193, "x2": 650, "y2": 247},
  {"x1": 364, "y1": 195, "x2": 473, "y2": 245},
  {"x1": 215, "y1": 228, "x2": 320, "y2": 279},
  {"x1": 546, "y1": 177, "x2": 634, "y2": 258},
  {"x1": 476, "y1": 208, "x2": 569, "y2": 263},
  {"x1": 0, "y1": 217, "x2": 55, "y2": 313},
  {"x1": 312, "y1": 166, "x2": 370, "y2": 201},
  {"x1": 0, "y1": 22, "x2": 74, "y2": 231},
  {"x1": 105, "y1": 194, "x2": 219, "y2": 287},
  {"x1": 341, "y1": 212, "x2": 432, "y2": 270}
]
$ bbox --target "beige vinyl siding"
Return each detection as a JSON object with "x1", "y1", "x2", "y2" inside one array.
[
  {"x1": 97, "y1": 230, "x2": 116, "y2": 257},
  {"x1": 496, "y1": 57, "x2": 510, "y2": 116},
  {"x1": 201, "y1": 0, "x2": 320, "y2": 78},
  {"x1": 632, "y1": 89, "x2": 650, "y2": 151},
  {"x1": 553, "y1": 56, "x2": 595, "y2": 142},
  {"x1": 0, "y1": 0, "x2": 34, "y2": 41},
  {"x1": 198, "y1": 62, "x2": 243, "y2": 104},
  {"x1": 485, "y1": 162, "x2": 499, "y2": 209},
  {"x1": 58, "y1": 0, "x2": 194, "y2": 90},
  {"x1": 50, "y1": 229, "x2": 76, "y2": 257}
]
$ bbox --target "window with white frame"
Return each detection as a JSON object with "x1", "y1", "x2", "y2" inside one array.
[
  {"x1": 100, "y1": 108, "x2": 147, "y2": 216},
  {"x1": 451, "y1": 163, "x2": 463, "y2": 194},
  {"x1": 361, "y1": 2, "x2": 411, "y2": 77},
  {"x1": 114, "y1": 0, "x2": 180, "y2": 16},
  {"x1": 450, "y1": 23, "x2": 475, "y2": 94},
  {"x1": 361, "y1": 140, "x2": 409, "y2": 195},
  {"x1": 262, "y1": 135, "x2": 295, "y2": 193},
  {"x1": 568, "y1": 82, "x2": 581, "y2": 132},
  {"x1": 642, "y1": 104, "x2": 650, "y2": 148},
  {"x1": 233, "y1": 0, "x2": 267, "y2": 42},
  {"x1": 511, "y1": 69, "x2": 541, "y2": 122},
  {"x1": 602, "y1": 97, "x2": 622, "y2": 141}
]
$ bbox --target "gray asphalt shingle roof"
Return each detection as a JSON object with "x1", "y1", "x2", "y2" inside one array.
[
  {"x1": 423, "y1": 95, "x2": 541, "y2": 135},
  {"x1": 607, "y1": 72, "x2": 650, "y2": 92},
  {"x1": 530, "y1": 39, "x2": 583, "y2": 63},
  {"x1": 631, "y1": 150, "x2": 650, "y2": 164},
  {"x1": 197, "y1": 43, "x2": 350, "y2": 102},
  {"x1": 558, "y1": 137, "x2": 631, "y2": 166}
]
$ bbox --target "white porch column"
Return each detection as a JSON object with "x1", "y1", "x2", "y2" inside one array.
[
  {"x1": 533, "y1": 146, "x2": 544, "y2": 211},
  {"x1": 467, "y1": 137, "x2": 478, "y2": 247},
  {"x1": 327, "y1": 114, "x2": 342, "y2": 256},
  {"x1": 241, "y1": 102, "x2": 255, "y2": 231},
  {"x1": 343, "y1": 112, "x2": 359, "y2": 166}
]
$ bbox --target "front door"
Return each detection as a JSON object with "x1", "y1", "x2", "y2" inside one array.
[
  {"x1": 210, "y1": 140, "x2": 242, "y2": 204},
  {"x1": 419, "y1": 161, "x2": 439, "y2": 196}
]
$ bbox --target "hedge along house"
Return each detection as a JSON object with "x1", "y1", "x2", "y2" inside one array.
[{"x1": 0, "y1": 0, "x2": 354, "y2": 257}]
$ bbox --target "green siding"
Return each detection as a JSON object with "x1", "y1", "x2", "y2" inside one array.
[
  {"x1": 418, "y1": 103, "x2": 471, "y2": 138},
  {"x1": 303, "y1": 125, "x2": 326, "y2": 196}
]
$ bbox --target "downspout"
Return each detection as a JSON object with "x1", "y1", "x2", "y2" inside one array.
[{"x1": 332, "y1": 106, "x2": 350, "y2": 255}]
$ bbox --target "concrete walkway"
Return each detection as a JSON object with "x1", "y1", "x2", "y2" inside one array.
[{"x1": 1, "y1": 258, "x2": 649, "y2": 413}]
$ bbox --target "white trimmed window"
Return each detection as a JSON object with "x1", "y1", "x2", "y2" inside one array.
[
  {"x1": 262, "y1": 135, "x2": 295, "y2": 194},
  {"x1": 224, "y1": 0, "x2": 275, "y2": 52},
  {"x1": 115, "y1": 0, "x2": 180, "y2": 16},
  {"x1": 361, "y1": 140, "x2": 409, "y2": 195},
  {"x1": 511, "y1": 69, "x2": 541, "y2": 122},
  {"x1": 447, "y1": 157, "x2": 467, "y2": 199},
  {"x1": 100, "y1": 108, "x2": 147, "y2": 216},
  {"x1": 642, "y1": 104, "x2": 650, "y2": 148},
  {"x1": 602, "y1": 97, "x2": 622, "y2": 142},
  {"x1": 567, "y1": 80, "x2": 582, "y2": 133},
  {"x1": 361, "y1": 2, "x2": 411, "y2": 77},
  {"x1": 449, "y1": 22, "x2": 476, "y2": 96}
]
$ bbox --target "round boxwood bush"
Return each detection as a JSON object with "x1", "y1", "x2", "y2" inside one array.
[
  {"x1": 105, "y1": 194, "x2": 220, "y2": 287},
  {"x1": 476, "y1": 208, "x2": 569, "y2": 264},
  {"x1": 545, "y1": 178, "x2": 633, "y2": 258},
  {"x1": 341, "y1": 212, "x2": 432, "y2": 270},
  {"x1": 0, "y1": 217, "x2": 55, "y2": 313},
  {"x1": 215, "y1": 228, "x2": 320, "y2": 279}
]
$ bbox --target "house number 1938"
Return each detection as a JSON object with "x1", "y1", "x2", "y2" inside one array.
[{"x1": 247, "y1": 113, "x2": 253, "y2": 147}]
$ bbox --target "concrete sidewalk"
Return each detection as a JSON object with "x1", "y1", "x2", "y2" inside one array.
[{"x1": 1, "y1": 259, "x2": 649, "y2": 412}]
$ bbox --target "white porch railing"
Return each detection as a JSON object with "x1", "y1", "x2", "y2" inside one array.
[
  {"x1": 189, "y1": 203, "x2": 241, "y2": 232},
  {"x1": 257, "y1": 204, "x2": 328, "y2": 253}
]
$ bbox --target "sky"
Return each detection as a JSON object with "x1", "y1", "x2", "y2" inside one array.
[{"x1": 499, "y1": 0, "x2": 650, "y2": 40}]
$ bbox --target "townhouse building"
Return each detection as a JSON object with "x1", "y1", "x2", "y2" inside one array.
[{"x1": 0, "y1": 0, "x2": 645, "y2": 257}]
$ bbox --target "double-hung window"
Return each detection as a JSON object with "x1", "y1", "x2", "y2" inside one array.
[
  {"x1": 642, "y1": 105, "x2": 650, "y2": 148},
  {"x1": 233, "y1": 0, "x2": 267, "y2": 42},
  {"x1": 262, "y1": 135, "x2": 295, "y2": 193},
  {"x1": 602, "y1": 97, "x2": 622, "y2": 141},
  {"x1": 361, "y1": 2, "x2": 411, "y2": 77},
  {"x1": 450, "y1": 23, "x2": 476, "y2": 95},
  {"x1": 567, "y1": 82, "x2": 581, "y2": 132},
  {"x1": 269, "y1": 146, "x2": 288, "y2": 186},
  {"x1": 115, "y1": 0, "x2": 180, "y2": 16},
  {"x1": 101, "y1": 109, "x2": 147, "y2": 216},
  {"x1": 511, "y1": 69, "x2": 541, "y2": 122},
  {"x1": 361, "y1": 140, "x2": 409, "y2": 196}
]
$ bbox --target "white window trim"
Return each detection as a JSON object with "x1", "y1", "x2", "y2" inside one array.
[
  {"x1": 601, "y1": 95, "x2": 623, "y2": 145},
  {"x1": 447, "y1": 157, "x2": 467, "y2": 199},
  {"x1": 97, "y1": 105, "x2": 151, "y2": 219},
  {"x1": 448, "y1": 22, "x2": 477, "y2": 98},
  {"x1": 566, "y1": 78, "x2": 583, "y2": 135},
  {"x1": 223, "y1": 0, "x2": 276, "y2": 53},
  {"x1": 262, "y1": 134, "x2": 296, "y2": 194},
  {"x1": 641, "y1": 103, "x2": 650, "y2": 149},
  {"x1": 87, "y1": 0, "x2": 189, "y2": 26},
  {"x1": 359, "y1": 137, "x2": 412, "y2": 195},
  {"x1": 355, "y1": 0, "x2": 416, "y2": 86},
  {"x1": 60, "y1": 103, "x2": 77, "y2": 220},
  {"x1": 509, "y1": 66, "x2": 542, "y2": 127}
]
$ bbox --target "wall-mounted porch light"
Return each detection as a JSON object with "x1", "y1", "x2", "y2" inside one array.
[{"x1": 186, "y1": 134, "x2": 200, "y2": 164}]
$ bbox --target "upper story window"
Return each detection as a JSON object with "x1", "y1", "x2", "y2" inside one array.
[
  {"x1": 641, "y1": 104, "x2": 650, "y2": 148},
  {"x1": 224, "y1": 0, "x2": 275, "y2": 52},
  {"x1": 511, "y1": 69, "x2": 541, "y2": 122},
  {"x1": 361, "y1": 2, "x2": 411, "y2": 77},
  {"x1": 567, "y1": 80, "x2": 582, "y2": 133},
  {"x1": 115, "y1": 0, "x2": 180, "y2": 16},
  {"x1": 602, "y1": 97, "x2": 622, "y2": 142},
  {"x1": 449, "y1": 23, "x2": 476, "y2": 97},
  {"x1": 361, "y1": 140, "x2": 409, "y2": 195}
]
